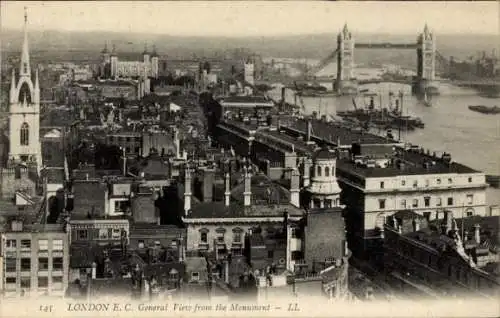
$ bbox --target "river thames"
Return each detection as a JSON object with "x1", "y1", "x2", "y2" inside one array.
[{"x1": 271, "y1": 82, "x2": 500, "y2": 206}]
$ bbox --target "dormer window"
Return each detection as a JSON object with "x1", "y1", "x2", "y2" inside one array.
[{"x1": 23, "y1": 63, "x2": 28, "y2": 74}]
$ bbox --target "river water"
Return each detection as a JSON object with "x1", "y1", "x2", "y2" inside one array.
[{"x1": 270, "y1": 82, "x2": 500, "y2": 206}]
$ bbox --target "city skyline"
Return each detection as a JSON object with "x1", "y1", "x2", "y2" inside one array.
[{"x1": 1, "y1": 1, "x2": 498, "y2": 37}]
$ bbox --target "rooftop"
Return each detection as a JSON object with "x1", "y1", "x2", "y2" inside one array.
[
  {"x1": 186, "y1": 201, "x2": 303, "y2": 220},
  {"x1": 337, "y1": 147, "x2": 479, "y2": 178},
  {"x1": 219, "y1": 96, "x2": 272, "y2": 105},
  {"x1": 288, "y1": 118, "x2": 395, "y2": 146}
]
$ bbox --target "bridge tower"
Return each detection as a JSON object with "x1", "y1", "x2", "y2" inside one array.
[
  {"x1": 336, "y1": 24, "x2": 357, "y2": 94},
  {"x1": 415, "y1": 24, "x2": 438, "y2": 94}
]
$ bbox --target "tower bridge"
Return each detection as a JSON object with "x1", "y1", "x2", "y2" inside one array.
[{"x1": 308, "y1": 24, "x2": 442, "y2": 95}]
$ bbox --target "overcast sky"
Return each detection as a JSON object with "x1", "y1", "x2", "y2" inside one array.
[{"x1": 1, "y1": 1, "x2": 498, "y2": 36}]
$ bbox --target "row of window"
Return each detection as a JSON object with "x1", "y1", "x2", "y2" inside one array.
[
  {"x1": 108, "y1": 136, "x2": 141, "y2": 143},
  {"x1": 315, "y1": 165, "x2": 335, "y2": 178},
  {"x1": 381, "y1": 176, "x2": 474, "y2": 189},
  {"x1": 378, "y1": 194, "x2": 474, "y2": 210},
  {"x1": 5, "y1": 239, "x2": 64, "y2": 251},
  {"x1": 76, "y1": 228, "x2": 124, "y2": 240},
  {"x1": 4, "y1": 276, "x2": 63, "y2": 289},
  {"x1": 4, "y1": 257, "x2": 64, "y2": 272},
  {"x1": 199, "y1": 230, "x2": 242, "y2": 244}
]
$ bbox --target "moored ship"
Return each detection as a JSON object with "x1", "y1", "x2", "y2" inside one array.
[{"x1": 468, "y1": 105, "x2": 500, "y2": 114}]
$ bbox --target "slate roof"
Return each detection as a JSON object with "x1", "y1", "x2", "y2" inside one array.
[
  {"x1": 129, "y1": 224, "x2": 185, "y2": 239},
  {"x1": 230, "y1": 173, "x2": 291, "y2": 206},
  {"x1": 72, "y1": 180, "x2": 107, "y2": 217},
  {"x1": 187, "y1": 201, "x2": 303, "y2": 219}
]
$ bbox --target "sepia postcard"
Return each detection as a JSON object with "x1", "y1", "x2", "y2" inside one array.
[{"x1": 0, "y1": 1, "x2": 499, "y2": 317}]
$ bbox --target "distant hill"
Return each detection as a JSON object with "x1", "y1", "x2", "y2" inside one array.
[{"x1": 1, "y1": 29, "x2": 498, "y2": 61}]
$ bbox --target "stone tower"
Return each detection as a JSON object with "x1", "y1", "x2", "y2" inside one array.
[
  {"x1": 336, "y1": 24, "x2": 355, "y2": 93},
  {"x1": 110, "y1": 44, "x2": 118, "y2": 78},
  {"x1": 244, "y1": 57, "x2": 255, "y2": 86},
  {"x1": 417, "y1": 24, "x2": 436, "y2": 81},
  {"x1": 8, "y1": 8, "x2": 42, "y2": 172},
  {"x1": 151, "y1": 45, "x2": 159, "y2": 79}
]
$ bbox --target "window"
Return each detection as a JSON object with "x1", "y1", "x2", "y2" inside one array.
[
  {"x1": 378, "y1": 199, "x2": 386, "y2": 210},
  {"x1": 77, "y1": 230, "x2": 88, "y2": 240},
  {"x1": 138, "y1": 240, "x2": 145, "y2": 249},
  {"x1": 99, "y1": 228, "x2": 109, "y2": 239},
  {"x1": 200, "y1": 232, "x2": 208, "y2": 243},
  {"x1": 6, "y1": 239, "x2": 17, "y2": 248},
  {"x1": 21, "y1": 239, "x2": 31, "y2": 249},
  {"x1": 21, "y1": 258, "x2": 31, "y2": 271},
  {"x1": 6, "y1": 258, "x2": 17, "y2": 272},
  {"x1": 412, "y1": 180, "x2": 418, "y2": 188},
  {"x1": 191, "y1": 272, "x2": 200, "y2": 281},
  {"x1": 423, "y1": 212, "x2": 431, "y2": 220},
  {"x1": 233, "y1": 232, "x2": 242, "y2": 243},
  {"x1": 53, "y1": 257, "x2": 64, "y2": 271},
  {"x1": 447, "y1": 197, "x2": 453, "y2": 206},
  {"x1": 268, "y1": 250, "x2": 274, "y2": 259},
  {"x1": 437, "y1": 178, "x2": 441, "y2": 184},
  {"x1": 20, "y1": 122, "x2": 29, "y2": 146},
  {"x1": 169, "y1": 269, "x2": 179, "y2": 280},
  {"x1": 6, "y1": 277, "x2": 16, "y2": 285},
  {"x1": 111, "y1": 228, "x2": 122, "y2": 239},
  {"x1": 448, "y1": 178, "x2": 453, "y2": 184},
  {"x1": 216, "y1": 232, "x2": 225, "y2": 243},
  {"x1": 38, "y1": 240, "x2": 48, "y2": 252},
  {"x1": 317, "y1": 166, "x2": 322, "y2": 177},
  {"x1": 466, "y1": 194, "x2": 473, "y2": 205},
  {"x1": 38, "y1": 277, "x2": 49, "y2": 288},
  {"x1": 467, "y1": 211, "x2": 473, "y2": 217},
  {"x1": 324, "y1": 199, "x2": 332, "y2": 208},
  {"x1": 412, "y1": 199, "x2": 419, "y2": 208},
  {"x1": 401, "y1": 180, "x2": 406, "y2": 186},
  {"x1": 468, "y1": 177, "x2": 472, "y2": 183},
  {"x1": 424, "y1": 197, "x2": 431, "y2": 207},
  {"x1": 38, "y1": 258, "x2": 49, "y2": 271},
  {"x1": 436, "y1": 197, "x2": 442, "y2": 206},
  {"x1": 52, "y1": 276, "x2": 63, "y2": 287},
  {"x1": 23, "y1": 62, "x2": 28, "y2": 74},
  {"x1": 52, "y1": 240, "x2": 63, "y2": 251},
  {"x1": 425, "y1": 179, "x2": 429, "y2": 187},
  {"x1": 20, "y1": 277, "x2": 31, "y2": 289},
  {"x1": 325, "y1": 166, "x2": 330, "y2": 177},
  {"x1": 401, "y1": 199, "x2": 406, "y2": 209},
  {"x1": 380, "y1": 181, "x2": 385, "y2": 189}
]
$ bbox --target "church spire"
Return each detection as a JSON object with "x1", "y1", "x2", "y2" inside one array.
[
  {"x1": 10, "y1": 69, "x2": 17, "y2": 104},
  {"x1": 19, "y1": 7, "x2": 31, "y2": 77}
]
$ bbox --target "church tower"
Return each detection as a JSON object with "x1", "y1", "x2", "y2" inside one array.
[
  {"x1": 8, "y1": 8, "x2": 42, "y2": 170},
  {"x1": 306, "y1": 148, "x2": 343, "y2": 209}
]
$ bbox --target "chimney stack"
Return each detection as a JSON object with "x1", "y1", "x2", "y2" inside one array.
[
  {"x1": 474, "y1": 224, "x2": 481, "y2": 244},
  {"x1": 290, "y1": 168, "x2": 300, "y2": 208},
  {"x1": 184, "y1": 166, "x2": 192, "y2": 216},
  {"x1": 243, "y1": 167, "x2": 252, "y2": 207},
  {"x1": 202, "y1": 167, "x2": 215, "y2": 202},
  {"x1": 224, "y1": 173, "x2": 231, "y2": 207},
  {"x1": 306, "y1": 119, "x2": 312, "y2": 143},
  {"x1": 412, "y1": 218, "x2": 420, "y2": 232},
  {"x1": 303, "y1": 158, "x2": 312, "y2": 187},
  {"x1": 444, "y1": 210, "x2": 453, "y2": 234}
]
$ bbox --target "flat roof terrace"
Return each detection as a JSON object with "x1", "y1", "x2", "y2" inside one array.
[
  {"x1": 286, "y1": 118, "x2": 399, "y2": 146},
  {"x1": 337, "y1": 148, "x2": 480, "y2": 178}
]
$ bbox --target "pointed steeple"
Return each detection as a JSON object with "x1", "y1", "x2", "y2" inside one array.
[
  {"x1": 151, "y1": 44, "x2": 158, "y2": 57},
  {"x1": 19, "y1": 7, "x2": 31, "y2": 77},
  {"x1": 101, "y1": 42, "x2": 109, "y2": 54},
  {"x1": 10, "y1": 69, "x2": 17, "y2": 104},
  {"x1": 34, "y1": 67, "x2": 40, "y2": 104}
]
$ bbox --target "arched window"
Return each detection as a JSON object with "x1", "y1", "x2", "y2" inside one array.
[
  {"x1": 20, "y1": 123, "x2": 29, "y2": 146},
  {"x1": 18, "y1": 82, "x2": 32, "y2": 105},
  {"x1": 325, "y1": 166, "x2": 330, "y2": 177},
  {"x1": 317, "y1": 166, "x2": 322, "y2": 177}
]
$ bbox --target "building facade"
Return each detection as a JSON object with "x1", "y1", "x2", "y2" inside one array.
[
  {"x1": 101, "y1": 44, "x2": 159, "y2": 79},
  {"x1": 7, "y1": 10, "x2": 42, "y2": 170},
  {"x1": 1, "y1": 221, "x2": 69, "y2": 298}
]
